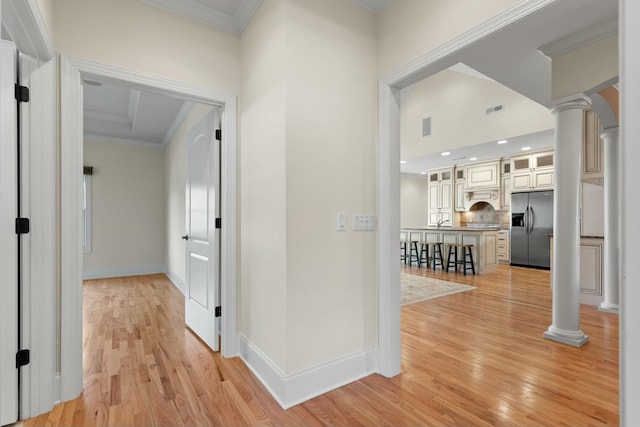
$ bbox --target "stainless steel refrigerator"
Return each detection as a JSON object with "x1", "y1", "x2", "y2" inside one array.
[{"x1": 511, "y1": 190, "x2": 553, "y2": 269}]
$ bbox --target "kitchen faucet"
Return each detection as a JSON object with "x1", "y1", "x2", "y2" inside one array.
[{"x1": 437, "y1": 219, "x2": 449, "y2": 229}]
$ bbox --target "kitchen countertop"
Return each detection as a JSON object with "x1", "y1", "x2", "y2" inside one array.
[{"x1": 403, "y1": 226, "x2": 501, "y2": 232}]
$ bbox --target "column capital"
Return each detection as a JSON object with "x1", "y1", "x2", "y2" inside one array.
[
  {"x1": 551, "y1": 94, "x2": 591, "y2": 115},
  {"x1": 600, "y1": 126, "x2": 619, "y2": 141}
]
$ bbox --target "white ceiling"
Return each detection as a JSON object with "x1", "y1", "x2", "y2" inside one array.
[
  {"x1": 83, "y1": 78, "x2": 192, "y2": 148},
  {"x1": 401, "y1": 129, "x2": 555, "y2": 175},
  {"x1": 398, "y1": 0, "x2": 618, "y2": 176}
]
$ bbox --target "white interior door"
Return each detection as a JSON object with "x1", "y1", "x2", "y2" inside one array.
[
  {"x1": 0, "y1": 40, "x2": 19, "y2": 426},
  {"x1": 185, "y1": 108, "x2": 221, "y2": 351}
]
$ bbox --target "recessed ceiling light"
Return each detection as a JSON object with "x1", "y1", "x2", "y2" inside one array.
[
  {"x1": 441, "y1": 151, "x2": 451, "y2": 156},
  {"x1": 497, "y1": 139, "x2": 508, "y2": 144},
  {"x1": 521, "y1": 146, "x2": 531, "y2": 151},
  {"x1": 420, "y1": 171, "x2": 427, "y2": 175},
  {"x1": 400, "y1": 160, "x2": 407, "y2": 164},
  {"x1": 470, "y1": 157, "x2": 478, "y2": 161}
]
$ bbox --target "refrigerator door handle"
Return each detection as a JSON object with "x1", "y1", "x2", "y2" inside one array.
[
  {"x1": 529, "y1": 206, "x2": 535, "y2": 233},
  {"x1": 524, "y1": 205, "x2": 530, "y2": 233}
]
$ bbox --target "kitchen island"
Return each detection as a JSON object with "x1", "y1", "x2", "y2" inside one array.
[{"x1": 402, "y1": 227, "x2": 500, "y2": 274}]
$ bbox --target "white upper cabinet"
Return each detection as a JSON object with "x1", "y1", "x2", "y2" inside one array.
[
  {"x1": 454, "y1": 167, "x2": 466, "y2": 211},
  {"x1": 427, "y1": 167, "x2": 454, "y2": 226},
  {"x1": 466, "y1": 161, "x2": 500, "y2": 189},
  {"x1": 510, "y1": 150, "x2": 554, "y2": 192}
]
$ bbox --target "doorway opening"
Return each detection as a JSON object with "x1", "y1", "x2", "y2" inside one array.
[{"x1": 60, "y1": 57, "x2": 238, "y2": 402}]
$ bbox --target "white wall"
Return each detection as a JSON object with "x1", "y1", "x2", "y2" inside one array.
[
  {"x1": 164, "y1": 103, "x2": 215, "y2": 293},
  {"x1": 400, "y1": 175, "x2": 428, "y2": 228},
  {"x1": 401, "y1": 69, "x2": 554, "y2": 159},
  {"x1": 240, "y1": 0, "x2": 377, "y2": 377},
  {"x1": 284, "y1": 0, "x2": 377, "y2": 374},
  {"x1": 83, "y1": 140, "x2": 165, "y2": 278},
  {"x1": 53, "y1": 0, "x2": 240, "y2": 93},
  {"x1": 376, "y1": 0, "x2": 519, "y2": 76},
  {"x1": 240, "y1": 0, "x2": 288, "y2": 372}
]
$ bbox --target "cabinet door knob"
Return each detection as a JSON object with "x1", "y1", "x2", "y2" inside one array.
[{"x1": 181, "y1": 235, "x2": 189, "y2": 240}]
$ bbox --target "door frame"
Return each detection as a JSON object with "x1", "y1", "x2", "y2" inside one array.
[
  {"x1": 376, "y1": 0, "x2": 561, "y2": 378},
  {"x1": 60, "y1": 56, "x2": 239, "y2": 402},
  {"x1": 1, "y1": 0, "x2": 56, "y2": 419}
]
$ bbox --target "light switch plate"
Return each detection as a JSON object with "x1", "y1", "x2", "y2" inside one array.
[{"x1": 337, "y1": 212, "x2": 347, "y2": 231}]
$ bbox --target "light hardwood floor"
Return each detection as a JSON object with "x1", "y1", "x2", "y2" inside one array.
[{"x1": 25, "y1": 266, "x2": 618, "y2": 426}]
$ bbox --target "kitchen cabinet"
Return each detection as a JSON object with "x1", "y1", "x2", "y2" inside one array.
[
  {"x1": 510, "y1": 150, "x2": 554, "y2": 192},
  {"x1": 582, "y1": 108, "x2": 604, "y2": 182},
  {"x1": 497, "y1": 229, "x2": 510, "y2": 263},
  {"x1": 427, "y1": 168, "x2": 454, "y2": 227},
  {"x1": 581, "y1": 181, "x2": 604, "y2": 237},
  {"x1": 500, "y1": 159, "x2": 510, "y2": 209},
  {"x1": 500, "y1": 176, "x2": 511, "y2": 208},
  {"x1": 549, "y1": 236, "x2": 604, "y2": 306},
  {"x1": 454, "y1": 167, "x2": 466, "y2": 211},
  {"x1": 466, "y1": 161, "x2": 500, "y2": 189}
]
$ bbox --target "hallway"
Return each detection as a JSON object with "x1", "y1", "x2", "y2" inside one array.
[{"x1": 26, "y1": 268, "x2": 618, "y2": 426}]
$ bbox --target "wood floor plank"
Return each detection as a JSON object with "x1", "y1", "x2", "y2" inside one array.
[{"x1": 24, "y1": 267, "x2": 618, "y2": 426}]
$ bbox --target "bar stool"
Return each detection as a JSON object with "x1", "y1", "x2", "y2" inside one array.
[
  {"x1": 400, "y1": 231, "x2": 409, "y2": 264},
  {"x1": 445, "y1": 243, "x2": 476, "y2": 275},
  {"x1": 431, "y1": 242, "x2": 445, "y2": 270},
  {"x1": 418, "y1": 235, "x2": 430, "y2": 269},
  {"x1": 407, "y1": 231, "x2": 420, "y2": 266}
]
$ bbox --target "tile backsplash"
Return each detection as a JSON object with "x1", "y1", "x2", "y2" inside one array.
[{"x1": 460, "y1": 209, "x2": 510, "y2": 228}]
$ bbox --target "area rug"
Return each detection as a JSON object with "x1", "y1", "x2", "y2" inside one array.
[{"x1": 401, "y1": 273, "x2": 476, "y2": 306}]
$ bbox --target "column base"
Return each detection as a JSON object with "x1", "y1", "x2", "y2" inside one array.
[
  {"x1": 598, "y1": 302, "x2": 619, "y2": 315},
  {"x1": 543, "y1": 326, "x2": 589, "y2": 347}
]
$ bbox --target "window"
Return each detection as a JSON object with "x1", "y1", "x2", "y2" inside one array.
[{"x1": 83, "y1": 173, "x2": 92, "y2": 253}]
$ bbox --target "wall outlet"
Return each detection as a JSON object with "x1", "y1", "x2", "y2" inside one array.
[{"x1": 352, "y1": 214, "x2": 376, "y2": 231}]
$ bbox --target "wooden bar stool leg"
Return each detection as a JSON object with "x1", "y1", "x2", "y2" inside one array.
[{"x1": 468, "y1": 247, "x2": 476, "y2": 275}]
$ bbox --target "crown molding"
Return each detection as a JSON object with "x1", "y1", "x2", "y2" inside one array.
[
  {"x1": 537, "y1": 17, "x2": 618, "y2": 58},
  {"x1": 141, "y1": 0, "x2": 262, "y2": 35}
]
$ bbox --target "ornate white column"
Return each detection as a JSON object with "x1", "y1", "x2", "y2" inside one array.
[
  {"x1": 599, "y1": 127, "x2": 620, "y2": 314},
  {"x1": 544, "y1": 96, "x2": 590, "y2": 347}
]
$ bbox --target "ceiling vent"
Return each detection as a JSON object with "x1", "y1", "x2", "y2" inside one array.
[
  {"x1": 422, "y1": 117, "x2": 431, "y2": 137},
  {"x1": 486, "y1": 104, "x2": 504, "y2": 115}
]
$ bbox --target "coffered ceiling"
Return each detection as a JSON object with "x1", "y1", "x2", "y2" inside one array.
[{"x1": 83, "y1": 78, "x2": 192, "y2": 148}]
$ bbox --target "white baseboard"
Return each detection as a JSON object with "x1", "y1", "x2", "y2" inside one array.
[
  {"x1": 54, "y1": 373, "x2": 61, "y2": 405},
  {"x1": 237, "y1": 335, "x2": 378, "y2": 409},
  {"x1": 82, "y1": 264, "x2": 166, "y2": 280},
  {"x1": 165, "y1": 270, "x2": 185, "y2": 295}
]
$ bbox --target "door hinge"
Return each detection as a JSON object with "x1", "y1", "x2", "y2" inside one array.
[
  {"x1": 215, "y1": 306, "x2": 221, "y2": 318},
  {"x1": 15, "y1": 218, "x2": 30, "y2": 234},
  {"x1": 15, "y1": 84, "x2": 30, "y2": 102},
  {"x1": 215, "y1": 218, "x2": 221, "y2": 229},
  {"x1": 16, "y1": 349, "x2": 30, "y2": 368},
  {"x1": 215, "y1": 129, "x2": 221, "y2": 141}
]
